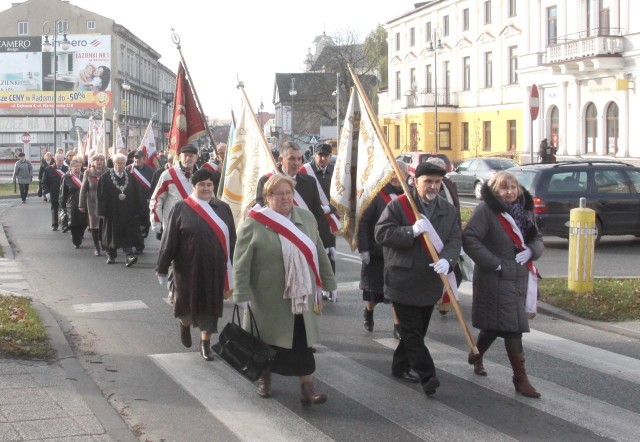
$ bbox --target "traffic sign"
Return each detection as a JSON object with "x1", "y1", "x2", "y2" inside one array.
[
  {"x1": 21, "y1": 132, "x2": 31, "y2": 144},
  {"x1": 309, "y1": 136, "x2": 318, "y2": 144},
  {"x1": 530, "y1": 84, "x2": 539, "y2": 120}
]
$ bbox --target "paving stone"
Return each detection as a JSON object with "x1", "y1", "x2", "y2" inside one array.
[
  {"x1": 72, "y1": 415, "x2": 106, "y2": 436},
  {"x1": 0, "y1": 402, "x2": 67, "y2": 422},
  {"x1": 41, "y1": 436, "x2": 97, "y2": 442},
  {"x1": 0, "y1": 363, "x2": 27, "y2": 376},
  {"x1": 44, "y1": 386, "x2": 93, "y2": 416},
  {"x1": 0, "y1": 422, "x2": 21, "y2": 441},
  {"x1": 13, "y1": 417, "x2": 86, "y2": 440},
  {"x1": 0, "y1": 388, "x2": 50, "y2": 406},
  {"x1": 0, "y1": 374, "x2": 38, "y2": 390}
]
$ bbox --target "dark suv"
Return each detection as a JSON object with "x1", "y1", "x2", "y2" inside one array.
[{"x1": 509, "y1": 160, "x2": 640, "y2": 243}]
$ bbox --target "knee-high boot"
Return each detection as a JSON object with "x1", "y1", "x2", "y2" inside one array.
[
  {"x1": 91, "y1": 229, "x2": 101, "y2": 255},
  {"x1": 507, "y1": 352, "x2": 541, "y2": 398},
  {"x1": 468, "y1": 332, "x2": 495, "y2": 376}
]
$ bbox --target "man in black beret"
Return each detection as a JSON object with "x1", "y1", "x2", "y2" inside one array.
[{"x1": 374, "y1": 161, "x2": 461, "y2": 396}]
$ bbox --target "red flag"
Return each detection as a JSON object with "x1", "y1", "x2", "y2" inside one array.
[{"x1": 168, "y1": 62, "x2": 207, "y2": 155}]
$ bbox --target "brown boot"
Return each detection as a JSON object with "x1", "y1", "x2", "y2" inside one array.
[
  {"x1": 257, "y1": 372, "x2": 271, "y2": 398},
  {"x1": 507, "y1": 353, "x2": 541, "y2": 398},
  {"x1": 467, "y1": 333, "x2": 495, "y2": 376},
  {"x1": 300, "y1": 381, "x2": 327, "y2": 405}
]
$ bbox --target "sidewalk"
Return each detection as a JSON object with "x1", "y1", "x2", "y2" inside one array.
[{"x1": 0, "y1": 214, "x2": 136, "y2": 441}]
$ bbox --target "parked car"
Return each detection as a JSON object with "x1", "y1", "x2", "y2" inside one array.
[
  {"x1": 395, "y1": 152, "x2": 453, "y2": 176},
  {"x1": 447, "y1": 157, "x2": 518, "y2": 199},
  {"x1": 508, "y1": 160, "x2": 640, "y2": 243}
]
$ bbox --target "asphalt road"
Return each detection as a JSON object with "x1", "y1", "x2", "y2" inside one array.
[{"x1": 2, "y1": 197, "x2": 640, "y2": 441}]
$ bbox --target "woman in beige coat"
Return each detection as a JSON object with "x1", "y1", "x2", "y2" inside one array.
[
  {"x1": 233, "y1": 174, "x2": 336, "y2": 405},
  {"x1": 79, "y1": 153, "x2": 107, "y2": 255}
]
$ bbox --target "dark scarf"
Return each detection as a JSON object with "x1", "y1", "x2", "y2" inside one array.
[{"x1": 507, "y1": 195, "x2": 535, "y2": 237}]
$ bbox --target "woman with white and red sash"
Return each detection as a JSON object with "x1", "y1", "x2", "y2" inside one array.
[
  {"x1": 233, "y1": 175, "x2": 336, "y2": 405},
  {"x1": 59, "y1": 156, "x2": 87, "y2": 249},
  {"x1": 79, "y1": 153, "x2": 107, "y2": 256},
  {"x1": 157, "y1": 168, "x2": 236, "y2": 361},
  {"x1": 463, "y1": 171, "x2": 544, "y2": 398}
]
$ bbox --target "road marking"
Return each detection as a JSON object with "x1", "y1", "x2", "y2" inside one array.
[
  {"x1": 375, "y1": 338, "x2": 640, "y2": 442},
  {"x1": 336, "y1": 281, "x2": 360, "y2": 291},
  {"x1": 72, "y1": 300, "x2": 148, "y2": 313},
  {"x1": 334, "y1": 251, "x2": 361, "y2": 264},
  {"x1": 150, "y1": 352, "x2": 333, "y2": 442},
  {"x1": 314, "y1": 345, "x2": 514, "y2": 441}
]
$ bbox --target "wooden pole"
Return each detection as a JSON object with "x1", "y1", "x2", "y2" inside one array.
[
  {"x1": 101, "y1": 106, "x2": 107, "y2": 156},
  {"x1": 111, "y1": 110, "x2": 117, "y2": 159},
  {"x1": 171, "y1": 30, "x2": 220, "y2": 160},
  {"x1": 347, "y1": 64, "x2": 477, "y2": 354}
]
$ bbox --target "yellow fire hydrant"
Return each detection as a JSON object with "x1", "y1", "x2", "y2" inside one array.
[{"x1": 567, "y1": 197, "x2": 595, "y2": 292}]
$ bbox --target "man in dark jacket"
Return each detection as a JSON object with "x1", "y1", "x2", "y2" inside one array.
[
  {"x1": 42, "y1": 153, "x2": 68, "y2": 230},
  {"x1": 129, "y1": 150, "x2": 155, "y2": 253},
  {"x1": 375, "y1": 162, "x2": 461, "y2": 396}
]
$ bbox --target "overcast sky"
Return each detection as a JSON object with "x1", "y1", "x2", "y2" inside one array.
[{"x1": 2, "y1": 0, "x2": 413, "y2": 119}]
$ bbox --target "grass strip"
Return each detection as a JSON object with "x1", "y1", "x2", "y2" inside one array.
[{"x1": 0, "y1": 295, "x2": 55, "y2": 360}]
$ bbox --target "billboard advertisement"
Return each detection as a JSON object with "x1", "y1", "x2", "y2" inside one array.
[{"x1": 0, "y1": 34, "x2": 112, "y2": 110}]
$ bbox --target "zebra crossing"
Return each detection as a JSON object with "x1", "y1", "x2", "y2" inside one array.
[{"x1": 150, "y1": 318, "x2": 640, "y2": 441}]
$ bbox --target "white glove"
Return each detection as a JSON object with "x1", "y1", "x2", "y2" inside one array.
[
  {"x1": 237, "y1": 301, "x2": 251, "y2": 309},
  {"x1": 430, "y1": 258, "x2": 450, "y2": 274},
  {"x1": 515, "y1": 246, "x2": 533, "y2": 265},
  {"x1": 45, "y1": 193, "x2": 51, "y2": 200},
  {"x1": 359, "y1": 251, "x2": 370, "y2": 264},
  {"x1": 157, "y1": 274, "x2": 168, "y2": 286},
  {"x1": 496, "y1": 264, "x2": 502, "y2": 271},
  {"x1": 151, "y1": 222, "x2": 161, "y2": 233},
  {"x1": 325, "y1": 247, "x2": 336, "y2": 259},
  {"x1": 322, "y1": 205, "x2": 331, "y2": 215},
  {"x1": 412, "y1": 218, "x2": 430, "y2": 237}
]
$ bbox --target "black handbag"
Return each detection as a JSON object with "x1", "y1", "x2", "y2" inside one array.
[{"x1": 212, "y1": 304, "x2": 277, "y2": 382}]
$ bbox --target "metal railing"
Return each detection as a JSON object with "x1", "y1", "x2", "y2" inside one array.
[
  {"x1": 544, "y1": 29, "x2": 624, "y2": 64},
  {"x1": 405, "y1": 88, "x2": 458, "y2": 108}
]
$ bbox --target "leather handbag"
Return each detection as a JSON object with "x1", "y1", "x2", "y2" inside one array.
[{"x1": 212, "y1": 305, "x2": 276, "y2": 382}]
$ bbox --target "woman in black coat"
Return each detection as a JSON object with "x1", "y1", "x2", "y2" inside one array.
[
  {"x1": 463, "y1": 171, "x2": 544, "y2": 398},
  {"x1": 59, "y1": 156, "x2": 87, "y2": 248},
  {"x1": 38, "y1": 152, "x2": 53, "y2": 201}
]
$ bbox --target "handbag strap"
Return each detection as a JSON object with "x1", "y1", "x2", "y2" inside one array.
[{"x1": 232, "y1": 304, "x2": 262, "y2": 340}]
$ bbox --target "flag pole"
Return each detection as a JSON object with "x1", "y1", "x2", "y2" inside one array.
[
  {"x1": 236, "y1": 81, "x2": 279, "y2": 171},
  {"x1": 111, "y1": 110, "x2": 118, "y2": 159},
  {"x1": 171, "y1": 29, "x2": 220, "y2": 160},
  {"x1": 137, "y1": 120, "x2": 152, "y2": 151},
  {"x1": 101, "y1": 106, "x2": 107, "y2": 156},
  {"x1": 346, "y1": 64, "x2": 477, "y2": 354}
]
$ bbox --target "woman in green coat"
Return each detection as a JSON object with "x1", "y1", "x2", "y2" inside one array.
[{"x1": 233, "y1": 174, "x2": 336, "y2": 405}]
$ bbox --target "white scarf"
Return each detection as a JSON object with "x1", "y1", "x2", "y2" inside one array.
[{"x1": 280, "y1": 234, "x2": 313, "y2": 314}]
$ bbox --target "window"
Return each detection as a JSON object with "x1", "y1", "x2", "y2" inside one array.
[
  {"x1": 425, "y1": 21, "x2": 432, "y2": 42},
  {"x1": 551, "y1": 106, "x2": 559, "y2": 148},
  {"x1": 595, "y1": 170, "x2": 631, "y2": 194},
  {"x1": 425, "y1": 64, "x2": 432, "y2": 93},
  {"x1": 395, "y1": 32, "x2": 400, "y2": 51},
  {"x1": 484, "y1": 1, "x2": 492, "y2": 24},
  {"x1": 56, "y1": 20, "x2": 68, "y2": 34},
  {"x1": 439, "y1": 123, "x2": 451, "y2": 150},
  {"x1": 606, "y1": 102, "x2": 619, "y2": 155},
  {"x1": 627, "y1": 170, "x2": 640, "y2": 193},
  {"x1": 395, "y1": 71, "x2": 402, "y2": 100},
  {"x1": 17, "y1": 21, "x2": 28, "y2": 35},
  {"x1": 410, "y1": 27, "x2": 415, "y2": 46},
  {"x1": 443, "y1": 61, "x2": 450, "y2": 104},
  {"x1": 484, "y1": 52, "x2": 493, "y2": 88},
  {"x1": 585, "y1": 103, "x2": 597, "y2": 153},
  {"x1": 509, "y1": 0, "x2": 517, "y2": 17},
  {"x1": 87, "y1": 20, "x2": 96, "y2": 30},
  {"x1": 462, "y1": 56, "x2": 471, "y2": 90},
  {"x1": 395, "y1": 125, "x2": 401, "y2": 149},
  {"x1": 462, "y1": 122, "x2": 469, "y2": 150},
  {"x1": 410, "y1": 68, "x2": 416, "y2": 91},
  {"x1": 483, "y1": 121, "x2": 492, "y2": 151},
  {"x1": 547, "y1": 6, "x2": 558, "y2": 45},
  {"x1": 508, "y1": 120, "x2": 517, "y2": 151},
  {"x1": 547, "y1": 172, "x2": 587, "y2": 193},
  {"x1": 443, "y1": 15, "x2": 450, "y2": 36},
  {"x1": 509, "y1": 46, "x2": 518, "y2": 84},
  {"x1": 410, "y1": 122, "x2": 419, "y2": 150},
  {"x1": 599, "y1": 0, "x2": 610, "y2": 36},
  {"x1": 463, "y1": 8, "x2": 470, "y2": 31}
]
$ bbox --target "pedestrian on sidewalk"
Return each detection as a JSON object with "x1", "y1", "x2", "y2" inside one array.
[
  {"x1": 59, "y1": 156, "x2": 87, "y2": 249},
  {"x1": 463, "y1": 171, "x2": 544, "y2": 398},
  {"x1": 12, "y1": 152, "x2": 33, "y2": 203}
]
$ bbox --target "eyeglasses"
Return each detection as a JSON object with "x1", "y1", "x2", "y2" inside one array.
[{"x1": 271, "y1": 190, "x2": 294, "y2": 198}]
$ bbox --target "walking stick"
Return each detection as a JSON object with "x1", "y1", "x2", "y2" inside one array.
[{"x1": 347, "y1": 64, "x2": 478, "y2": 355}]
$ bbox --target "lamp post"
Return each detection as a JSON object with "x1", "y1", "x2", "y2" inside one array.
[
  {"x1": 160, "y1": 92, "x2": 167, "y2": 151},
  {"x1": 332, "y1": 72, "x2": 340, "y2": 141},
  {"x1": 258, "y1": 98, "x2": 264, "y2": 136},
  {"x1": 42, "y1": 21, "x2": 70, "y2": 153},
  {"x1": 289, "y1": 77, "x2": 297, "y2": 141},
  {"x1": 428, "y1": 28, "x2": 444, "y2": 152},
  {"x1": 122, "y1": 76, "x2": 131, "y2": 150}
]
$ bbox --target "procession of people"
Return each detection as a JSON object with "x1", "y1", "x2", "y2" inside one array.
[{"x1": 26, "y1": 138, "x2": 543, "y2": 405}]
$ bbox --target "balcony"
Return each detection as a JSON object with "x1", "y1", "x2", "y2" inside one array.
[
  {"x1": 543, "y1": 31, "x2": 624, "y2": 73},
  {"x1": 405, "y1": 88, "x2": 458, "y2": 109}
]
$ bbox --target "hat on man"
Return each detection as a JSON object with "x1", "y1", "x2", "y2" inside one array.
[
  {"x1": 414, "y1": 162, "x2": 446, "y2": 179},
  {"x1": 18, "y1": 152, "x2": 25, "y2": 157},
  {"x1": 314, "y1": 143, "x2": 332, "y2": 155},
  {"x1": 179, "y1": 143, "x2": 198, "y2": 154},
  {"x1": 133, "y1": 150, "x2": 145, "y2": 159}
]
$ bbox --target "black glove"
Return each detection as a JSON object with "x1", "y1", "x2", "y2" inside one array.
[{"x1": 156, "y1": 231, "x2": 162, "y2": 241}]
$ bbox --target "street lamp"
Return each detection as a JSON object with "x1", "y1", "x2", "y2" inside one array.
[
  {"x1": 428, "y1": 29, "x2": 444, "y2": 152},
  {"x1": 42, "y1": 20, "x2": 70, "y2": 153},
  {"x1": 332, "y1": 72, "x2": 340, "y2": 141},
  {"x1": 160, "y1": 92, "x2": 169, "y2": 151},
  {"x1": 258, "y1": 98, "x2": 264, "y2": 135},
  {"x1": 289, "y1": 77, "x2": 297, "y2": 141},
  {"x1": 122, "y1": 76, "x2": 131, "y2": 150}
]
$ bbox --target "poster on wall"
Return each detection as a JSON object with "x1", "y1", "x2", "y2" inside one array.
[{"x1": 0, "y1": 35, "x2": 111, "y2": 110}]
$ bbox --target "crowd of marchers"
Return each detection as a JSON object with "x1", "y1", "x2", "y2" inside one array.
[{"x1": 22, "y1": 139, "x2": 544, "y2": 405}]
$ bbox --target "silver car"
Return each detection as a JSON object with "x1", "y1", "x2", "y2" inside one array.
[{"x1": 447, "y1": 157, "x2": 518, "y2": 199}]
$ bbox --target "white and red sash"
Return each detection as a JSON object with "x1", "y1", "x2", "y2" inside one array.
[
  {"x1": 299, "y1": 163, "x2": 341, "y2": 233},
  {"x1": 167, "y1": 165, "x2": 193, "y2": 199},
  {"x1": 248, "y1": 206, "x2": 323, "y2": 301},
  {"x1": 379, "y1": 188, "x2": 398, "y2": 205},
  {"x1": 70, "y1": 174, "x2": 83, "y2": 189},
  {"x1": 184, "y1": 194, "x2": 233, "y2": 294},
  {"x1": 53, "y1": 167, "x2": 65, "y2": 178},
  {"x1": 398, "y1": 195, "x2": 459, "y2": 300},
  {"x1": 202, "y1": 162, "x2": 219, "y2": 173},
  {"x1": 498, "y1": 213, "x2": 540, "y2": 313},
  {"x1": 128, "y1": 165, "x2": 151, "y2": 190}
]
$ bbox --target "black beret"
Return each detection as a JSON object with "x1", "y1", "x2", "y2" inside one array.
[
  {"x1": 415, "y1": 162, "x2": 446, "y2": 179},
  {"x1": 180, "y1": 143, "x2": 198, "y2": 154},
  {"x1": 133, "y1": 150, "x2": 145, "y2": 158}
]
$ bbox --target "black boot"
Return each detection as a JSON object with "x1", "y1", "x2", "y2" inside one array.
[
  {"x1": 363, "y1": 307, "x2": 374, "y2": 332},
  {"x1": 468, "y1": 332, "x2": 496, "y2": 376},
  {"x1": 200, "y1": 339, "x2": 214, "y2": 361},
  {"x1": 91, "y1": 229, "x2": 101, "y2": 256},
  {"x1": 393, "y1": 324, "x2": 401, "y2": 340},
  {"x1": 180, "y1": 323, "x2": 192, "y2": 348}
]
